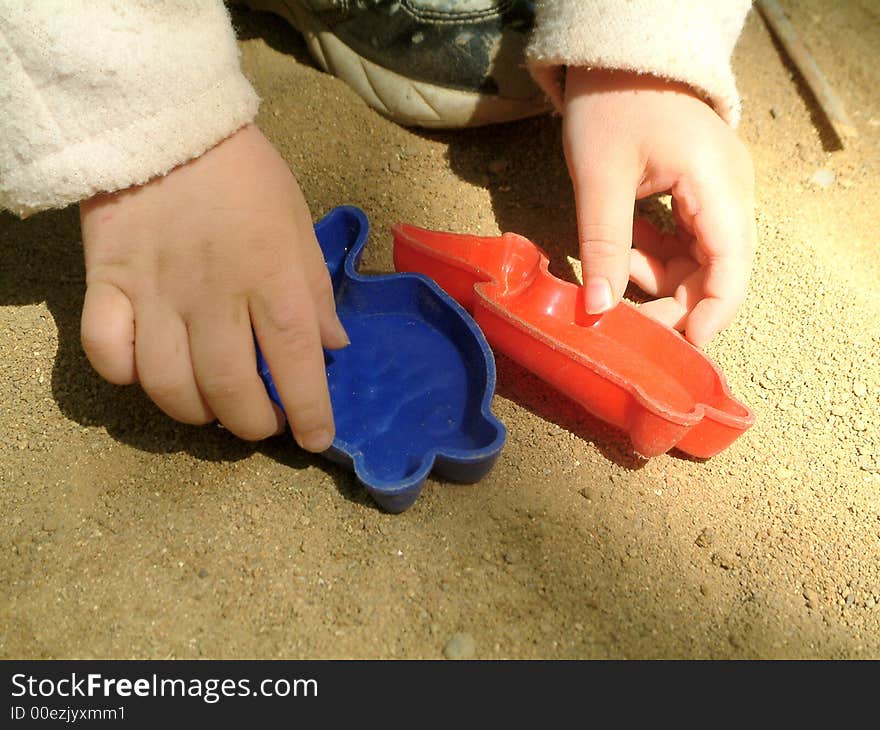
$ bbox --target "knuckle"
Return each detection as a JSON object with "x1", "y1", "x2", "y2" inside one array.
[
  {"x1": 580, "y1": 223, "x2": 628, "y2": 247},
  {"x1": 198, "y1": 369, "x2": 250, "y2": 402},
  {"x1": 139, "y1": 374, "x2": 214, "y2": 425},
  {"x1": 311, "y1": 271, "x2": 336, "y2": 308},
  {"x1": 266, "y1": 312, "x2": 320, "y2": 361},
  {"x1": 288, "y1": 399, "x2": 331, "y2": 434},
  {"x1": 279, "y1": 329, "x2": 319, "y2": 363},
  {"x1": 582, "y1": 241, "x2": 623, "y2": 262},
  {"x1": 262, "y1": 302, "x2": 304, "y2": 334},
  {"x1": 580, "y1": 231, "x2": 629, "y2": 265},
  {"x1": 139, "y1": 372, "x2": 189, "y2": 404}
]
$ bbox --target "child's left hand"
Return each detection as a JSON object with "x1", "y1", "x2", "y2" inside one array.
[
  {"x1": 562, "y1": 67, "x2": 757, "y2": 347},
  {"x1": 79, "y1": 124, "x2": 347, "y2": 451}
]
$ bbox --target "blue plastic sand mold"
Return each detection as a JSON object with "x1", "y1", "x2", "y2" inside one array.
[{"x1": 257, "y1": 206, "x2": 506, "y2": 513}]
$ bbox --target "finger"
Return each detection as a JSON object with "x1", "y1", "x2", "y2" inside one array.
[
  {"x1": 250, "y1": 268, "x2": 334, "y2": 453},
  {"x1": 571, "y1": 162, "x2": 641, "y2": 314},
  {"x1": 681, "y1": 183, "x2": 756, "y2": 346},
  {"x1": 629, "y1": 248, "x2": 700, "y2": 298},
  {"x1": 638, "y1": 297, "x2": 689, "y2": 331},
  {"x1": 302, "y1": 238, "x2": 347, "y2": 350},
  {"x1": 639, "y1": 265, "x2": 705, "y2": 332},
  {"x1": 81, "y1": 281, "x2": 137, "y2": 385},
  {"x1": 288, "y1": 187, "x2": 349, "y2": 350},
  {"x1": 134, "y1": 307, "x2": 214, "y2": 425},
  {"x1": 685, "y1": 257, "x2": 749, "y2": 346},
  {"x1": 632, "y1": 217, "x2": 693, "y2": 262},
  {"x1": 671, "y1": 196, "x2": 695, "y2": 236},
  {"x1": 187, "y1": 299, "x2": 286, "y2": 441}
]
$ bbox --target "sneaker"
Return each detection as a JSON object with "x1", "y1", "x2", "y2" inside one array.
[{"x1": 243, "y1": 0, "x2": 551, "y2": 128}]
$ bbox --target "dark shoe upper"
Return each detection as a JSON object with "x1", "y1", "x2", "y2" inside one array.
[{"x1": 297, "y1": 0, "x2": 541, "y2": 100}]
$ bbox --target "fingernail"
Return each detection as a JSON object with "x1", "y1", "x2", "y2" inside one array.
[
  {"x1": 585, "y1": 277, "x2": 613, "y2": 314},
  {"x1": 334, "y1": 315, "x2": 351, "y2": 348},
  {"x1": 296, "y1": 428, "x2": 333, "y2": 453}
]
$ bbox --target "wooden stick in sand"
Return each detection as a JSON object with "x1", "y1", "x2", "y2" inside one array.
[{"x1": 755, "y1": 0, "x2": 857, "y2": 145}]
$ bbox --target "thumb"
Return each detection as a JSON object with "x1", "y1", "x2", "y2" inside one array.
[
  {"x1": 573, "y1": 164, "x2": 640, "y2": 314},
  {"x1": 288, "y1": 187, "x2": 350, "y2": 351},
  {"x1": 81, "y1": 281, "x2": 137, "y2": 385}
]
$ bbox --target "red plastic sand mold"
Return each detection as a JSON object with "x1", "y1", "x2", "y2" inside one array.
[{"x1": 393, "y1": 224, "x2": 755, "y2": 458}]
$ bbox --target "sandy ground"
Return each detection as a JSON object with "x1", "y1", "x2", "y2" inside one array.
[{"x1": 1, "y1": 1, "x2": 878, "y2": 659}]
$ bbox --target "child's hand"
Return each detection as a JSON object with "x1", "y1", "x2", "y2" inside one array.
[
  {"x1": 563, "y1": 68, "x2": 757, "y2": 346},
  {"x1": 79, "y1": 124, "x2": 348, "y2": 451}
]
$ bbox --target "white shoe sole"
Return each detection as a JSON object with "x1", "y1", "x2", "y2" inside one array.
[{"x1": 243, "y1": 0, "x2": 551, "y2": 128}]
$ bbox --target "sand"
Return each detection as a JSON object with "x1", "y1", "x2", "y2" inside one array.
[{"x1": 1, "y1": 1, "x2": 878, "y2": 659}]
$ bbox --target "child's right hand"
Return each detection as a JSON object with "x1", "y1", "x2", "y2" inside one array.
[
  {"x1": 562, "y1": 68, "x2": 757, "y2": 347},
  {"x1": 79, "y1": 124, "x2": 348, "y2": 452}
]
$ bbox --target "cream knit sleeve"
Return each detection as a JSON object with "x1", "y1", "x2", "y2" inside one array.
[
  {"x1": 0, "y1": 0, "x2": 259, "y2": 217},
  {"x1": 526, "y1": 0, "x2": 752, "y2": 126}
]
